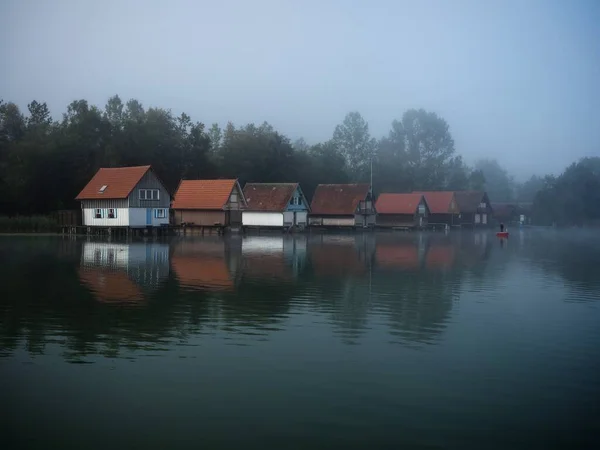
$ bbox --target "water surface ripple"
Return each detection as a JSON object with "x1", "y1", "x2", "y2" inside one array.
[{"x1": 1, "y1": 230, "x2": 599, "y2": 449}]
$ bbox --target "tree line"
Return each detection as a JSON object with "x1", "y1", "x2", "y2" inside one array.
[{"x1": 0, "y1": 95, "x2": 598, "y2": 225}]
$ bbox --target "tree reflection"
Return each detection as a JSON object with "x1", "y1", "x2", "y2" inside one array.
[
  {"x1": 0, "y1": 231, "x2": 506, "y2": 362},
  {"x1": 524, "y1": 230, "x2": 600, "y2": 302}
]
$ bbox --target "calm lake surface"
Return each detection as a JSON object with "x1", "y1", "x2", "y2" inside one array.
[{"x1": 1, "y1": 230, "x2": 599, "y2": 449}]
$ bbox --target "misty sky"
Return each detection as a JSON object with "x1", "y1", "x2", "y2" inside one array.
[{"x1": 1, "y1": 0, "x2": 599, "y2": 180}]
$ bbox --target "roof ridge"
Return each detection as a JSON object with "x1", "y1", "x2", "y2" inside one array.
[
  {"x1": 245, "y1": 182, "x2": 298, "y2": 185},
  {"x1": 99, "y1": 164, "x2": 151, "y2": 170},
  {"x1": 75, "y1": 165, "x2": 152, "y2": 200}
]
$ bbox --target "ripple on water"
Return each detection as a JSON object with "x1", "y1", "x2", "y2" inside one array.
[{"x1": 1, "y1": 233, "x2": 600, "y2": 449}]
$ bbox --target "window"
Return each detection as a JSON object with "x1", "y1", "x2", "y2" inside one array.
[
  {"x1": 231, "y1": 192, "x2": 238, "y2": 203},
  {"x1": 99, "y1": 185, "x2": 108, "y2": 193},
  {"x1": 108, "y1": 208, "x2": 116, "y2": 219},
  {"x1": 139, "y1": 189, "x2": 160, "y2": 200},
  {"x1": 154, "y1": 208, "x2": 167, "y2": 219},
  {"x1": 95, "y1": 209, "x2": 103, "y2": 219}
]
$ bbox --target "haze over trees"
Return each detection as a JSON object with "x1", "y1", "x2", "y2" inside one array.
[
  {"x1": 531, "y1": 158, "x2": 600, "y2": 226},
  {"x1": 1, "y1": 96, "x2": 598, "y2": 225}
]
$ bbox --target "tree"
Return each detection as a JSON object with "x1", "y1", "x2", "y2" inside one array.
[
  {"x1": 292, "y1": 140, "x2": 350, "y2": 201},
  {"x1": 372, "y1": 135, "x2": 410, "y2": 194},
  {"x1": 468, "y1": 169, "x2": 486, "y2": 191},
  {"x1": 292, "y1": 137, "x2": 310, "y2": 152},
  {"x1": 104, "y1": 95, "x2": 124, "y2": 128},
  {"x1": 207, "y1": 123, "x2": 222, "y2": 153},
  {"x1": 380, "y1": 109, "x2": 458, "y2": 191},
  {"x1": 5, "y1": 95, "x2": 586, "y2": 223},
  {"x1": 532, "y1": 157, "x2": 600, "y2": 225},
  {"x1": 0, "y1": 101, "x2": 26, "y2": 143},
  {"x1": 403, "y1": 109, "x2": 457, "y2": 190},
  {"x1": 445, "y1": 156, "x2": 471, "y2": 191},
  {"x1": 474, "y1": 159, "x2": 515, "y2": 202},
  {"x1": 217, "y1": 122, "x2": 298, "y2": 185},
  {"x1": 516, "y1": 175, "x2": 544, "y2": 202},
  {"x1": 332, "y1": 112, "x2": 376, "y2": 181}
]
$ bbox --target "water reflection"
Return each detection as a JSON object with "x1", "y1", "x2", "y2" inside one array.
[
  {"x1": 0, "y1": 230, "x2": 598, "y2": 363},
  {"x1": 523, "y1": 230, "x2": 600, "y2": 302},
  {"x1": 172, "y1": 239, "x2": 236, "y2": 292},
  {"x1": 2, "y1": 232, "x2": 600, "y2": 450},
  {"x1": 79, "y1": 241, "x2": 170, "y2": 305}
]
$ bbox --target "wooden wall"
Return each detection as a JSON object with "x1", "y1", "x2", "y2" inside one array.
[{"x1": 174, "y1": 210, "x2": 226, "y2": 226}]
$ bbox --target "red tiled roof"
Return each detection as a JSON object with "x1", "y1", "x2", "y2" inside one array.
[
  {"x1": 244, "y1": 183, "x2": 299, "y2": 212},
  {"x1": 311, "y1": 184, "x2": 371, "y2": 215},
  {"x1": 172, "y1": 179, "x2": 240, "y2": 210},
  {"x1": 413, "y1": 191, "x2": 457, "y2": 214},
  {"x1": 376, "y1": 193, "x2": 426, "y2": 215},
  {"x1": 75, "y1": 165, "x2": 151, "y2": 200}
]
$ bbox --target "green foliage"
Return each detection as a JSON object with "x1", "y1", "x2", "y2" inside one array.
[
  {"x1": 2, "y1": 95, "x2": 589, "y2": 222},
  {"x1": 532, "y1": 158, "x2": 600, "y2": 226},
  {"x1": 516, "y1": 175, "x2": 544, "y2": 202},
  {"x1": 475, "y1": 159, "x2": 515, "y2": 202},
  {"x1": 373, "y1": 109, "x2": 472, "y2": 193},
  {"x1": 332, "y1": 112, "x2": 377, "y2": 181}
]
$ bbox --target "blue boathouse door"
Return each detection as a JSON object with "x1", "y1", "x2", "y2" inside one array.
[{"x1": 146, "y1": 208, "x2": 152, "y2": 225}]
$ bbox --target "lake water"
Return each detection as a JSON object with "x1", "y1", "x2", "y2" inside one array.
[{"x1": 1, "y1": 230, "x2": 599, "y2": 449}]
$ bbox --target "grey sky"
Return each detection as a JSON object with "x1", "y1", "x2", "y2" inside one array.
[{"x1": 2, "y1": 0, "x2": 599, "y2": 180}]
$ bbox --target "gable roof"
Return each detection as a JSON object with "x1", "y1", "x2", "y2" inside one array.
[
  {"x1": 243, "y1": 183, "x2": 303, "y2": 212},
  {"x1": 376, "y1": 193, "x2": 427, "y2": 215},
  {"x1": 454, "y1": 191, "x2": 486, "y2": 213},
  {"x1": 311, "y1": 184, "x2": 371, "y2": 215},
  {"x1": 75, "y1": 165, "x2": 151, "y2": 200},
  {"x1": 413, "y1": 191, "x2": 456, "y2": 214},
  {"x1": 172, "y1": 179, "x2": 243, "y2": 210}
]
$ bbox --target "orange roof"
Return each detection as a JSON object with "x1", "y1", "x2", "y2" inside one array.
[
  {"x1": 413, "y1": 191, "x2": 457, "y2": 214},
  {"x1": 376, "y1": 193, "x2": 426, "y2": 215},
  {"x1": 172, "y1": 255, "x2": 233, "y2": 291},
  {"x1": 311, "y1": 184, "x2": 371, "y2": 215},
  {"x1": 243, "y1": 183, "x2": 300, "y2": 212},
  {"x1": 376, "y1": 243, "x2": 420, "y2": 269},
  {"x1": 79, "y1": 268, "x2": 144, "y2": 305},
  {"x1": 75, "y1": 165, "x2": 151, "y2": 200},
  {"x1": 172, "y1": 179, "x2": 241, "y2": 210}
]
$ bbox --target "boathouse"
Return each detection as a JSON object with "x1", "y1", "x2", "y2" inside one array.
[
  {"x1": 413, "y1": 191, "x2": 460, "y2": 228},
  {"x1": 75, "y1": 165, "x2": 170, "y2": 228},
  {"x1": 242, "y1": 183, "x2": 310, "y2": 228},
  {"x1": 309, "y1": 184, "x2": 376, "y2": 228},
  {"x1": 375, "y1": 193, "x2": 429, "y2": 229},
  {"x1": 491, "y1": 202, "x2": 531, "y2": 226},
  {"x1": 453, "y1": 191, "x2": 493, "y2": 227},
  {"x1": 172, "y1": 179, "x2": 246, "y2": 227}
]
